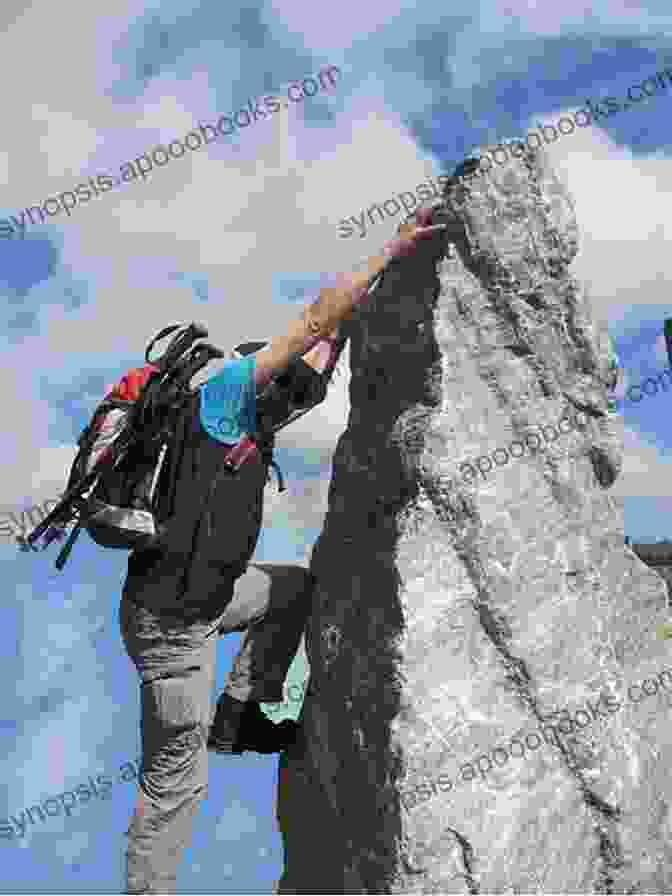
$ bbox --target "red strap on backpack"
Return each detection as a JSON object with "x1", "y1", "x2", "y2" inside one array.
[
  {"x1": 107, "y1": 364, "x2": 158, "y2": 402},
  {"x1": 103, "y1": 364, "x2": 270, "y2": 480}
]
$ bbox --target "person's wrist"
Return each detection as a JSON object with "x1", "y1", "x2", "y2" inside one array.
[{"x1": 382, "y1": 235, "x2": 410, "y2": 261}]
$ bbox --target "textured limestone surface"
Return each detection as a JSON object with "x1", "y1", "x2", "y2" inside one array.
[
  {"x1": 631, "y1": 544, "x2": 672, "y2": 606},
  {"x1": 275, "y1": 145, "x2": 672, "y2": 894}
]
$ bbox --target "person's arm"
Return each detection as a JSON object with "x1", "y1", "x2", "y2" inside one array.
[
  {"x1": 254, "y1": 210, "x2": 445, "y2": 389},
  {"x1": 253, "y1": 257, "x2": 385, "y2": 389}
]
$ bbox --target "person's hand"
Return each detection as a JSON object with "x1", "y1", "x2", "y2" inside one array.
[{"x1": 382, "y1": 207, "x2": 446, "y2": 261}]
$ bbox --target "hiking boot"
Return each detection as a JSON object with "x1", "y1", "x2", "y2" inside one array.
[
  {"x1": 208, "y1": 693, "x2": 299, "y2": 755},
  {"x1": 207, "y1": 693, "x2": 247, "y2": 754},
  {"x1": 237, "y1": 705, "x2": 299, "y2": 754}
]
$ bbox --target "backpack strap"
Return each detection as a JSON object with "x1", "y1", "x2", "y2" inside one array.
[
  {"x1": 268, "y1": 459, "x2": 286, "y2": 492},
  {"x1": 145, "y1": 323, "x2": 208, "y2": 373},
  {"x1": 219, "y1": 431, "x2": 287, "y2": 493},
  {"x1": 55, "y1": 522, "x2": 83, "y2": 570}
]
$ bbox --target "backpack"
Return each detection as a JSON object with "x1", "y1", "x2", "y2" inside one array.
[
  {"x1": 28, "y1": 322, "x2": 350, "y2": 572},
  {"x1": 29, "y1": 323, "x2": 285, "y2": 570}
]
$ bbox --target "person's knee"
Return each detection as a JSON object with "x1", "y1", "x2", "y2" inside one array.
[
  {"x1": 141, "y1": 725, "x2": 207, "y2": 798},
  {"x1": 145, "y1": 723, "x2": 206, "y2": 762},
  {"x1": 180, "y1": 724, "x2": 207, "y2": 753},
  {"x1": 142, "y1": 675, "x2": 208, "y2": 754}
]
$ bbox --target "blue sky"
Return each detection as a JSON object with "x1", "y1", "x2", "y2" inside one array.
[{"x1": 1, "y1": 0, "x2": 672, "y2": 892}]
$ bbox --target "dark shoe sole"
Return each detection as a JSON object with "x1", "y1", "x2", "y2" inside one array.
[
  {"x1": 207, "y1": 733, "x2": 244, "y2": 755},
  {"x1": 207, "y1": 735, "x2": 294, "y2": 755},
  {"x1": 208, "y1": 720, "x2": 299, "y2": 755},
  {"x1": 237, "y1": 719, "x2": 299, "y2": 754},
  {"x1": 207, "y1": 697, "x2": 300, "y2": 755}
]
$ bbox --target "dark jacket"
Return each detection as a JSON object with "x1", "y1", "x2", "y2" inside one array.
[{"x1": 122, "y1": 354, "x2": 335, "y2": 620}]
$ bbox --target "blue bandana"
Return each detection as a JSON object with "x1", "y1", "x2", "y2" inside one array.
[{"x1": 198, "y1": 356, "x2": 257, "y2": 444}]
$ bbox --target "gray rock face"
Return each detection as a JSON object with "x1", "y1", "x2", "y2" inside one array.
[
  {"x1": 631, "y1": 543, "x2": 672, "y2": 605},
  {"x1": 275, "y1": 145, "x2": 672, "y2": 894}
]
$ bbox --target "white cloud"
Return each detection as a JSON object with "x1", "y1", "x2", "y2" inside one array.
[
  {"x1": 268, "y1": 0, "x2": 410, "y2": 50},
  {"x1": 3, "y1": 0, "x2": 672, "y2": 538},
  {"x1": 262, "y1": 472, "x2": 332, "y2": 543},
  {"x1": 29, "y1": 102, "x2": 102, "y2": 181},
  {"x1": 0, "y1": 343, "x2": 77, "y2": 511},
  {"x1": 528, "y1": 110, "x2": 672, "y2": 326},
  {"x1": 27, "y1": 93, "x2": 430, "y2": 362},
  {"x1": 610, "y1": 426, "x2": 672, "y2": 498},
  {"x1": 3, "y1": 79, "x2": 443, "y2": 501},
  {"x1": 0, "y1": 0, "x2": 139, "y2": 208},
  {"x1": 488, "y1": 0, "x2": 650, "y2": 35}
]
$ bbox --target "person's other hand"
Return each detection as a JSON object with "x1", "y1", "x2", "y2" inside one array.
[{"x1": 383, "y1": 208, "x2": 446, "y2": 260}]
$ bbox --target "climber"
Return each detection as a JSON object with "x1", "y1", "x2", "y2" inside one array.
[{"x1": 120, "y1": 206, "x2": 446, "y2": 895}]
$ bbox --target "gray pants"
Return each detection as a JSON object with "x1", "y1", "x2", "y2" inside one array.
[{"x1": 119, "y1": 562, "x2": 312, "y2": 895}]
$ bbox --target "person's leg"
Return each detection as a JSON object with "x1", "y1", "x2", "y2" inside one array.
[
  {"x1": 217, "y1": 563, "x2": 313, "y2": 703},
  {"x1": 119, "y1": 592, "x2": 221, "y2": 895},
  {"x1": 207, "y1": 563, "x2": 312, "y2": 753}
]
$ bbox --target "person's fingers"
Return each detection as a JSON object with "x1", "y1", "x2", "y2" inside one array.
[
  {"x1": 415, "y1": 223, "x2": 447, "y2": 237},
  {"x1": 398, "y1": 208, "x2": 432, "y2": 234},
  {"x1": 395, "y1": 223, "x2": 445, "y2": 247},
  {"x1": 384, "y1": 221, "x2": 447, "y2": 260},
  {"x1": 415, "y1": 206, "x2": 434, "y2": 227}
]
